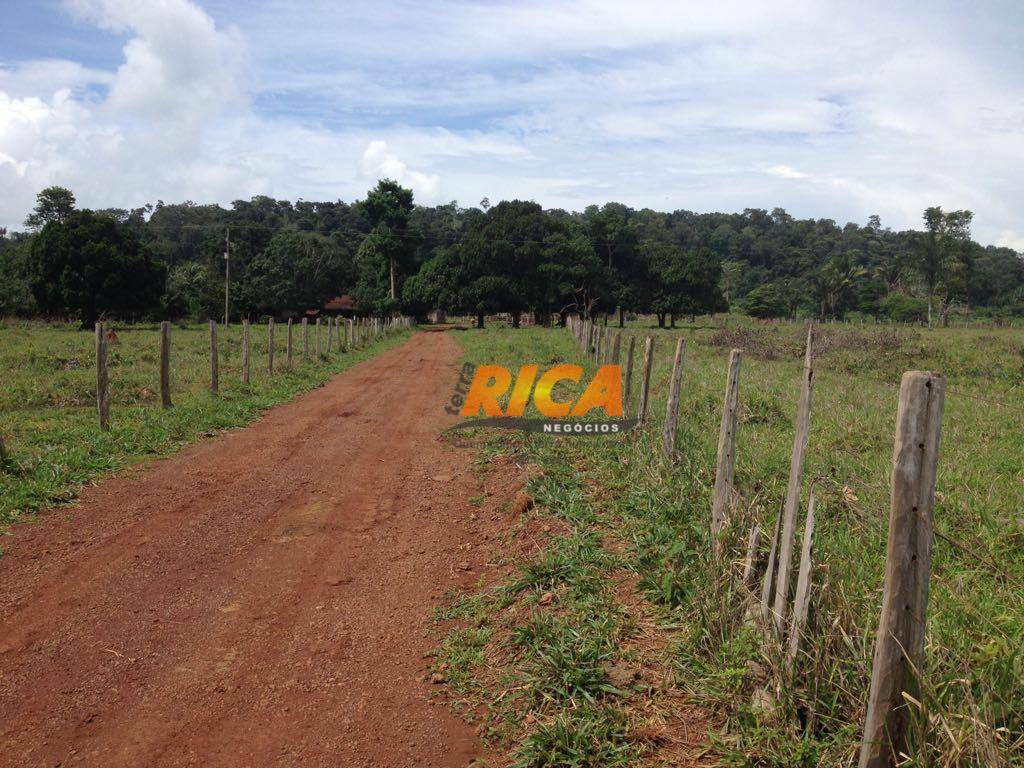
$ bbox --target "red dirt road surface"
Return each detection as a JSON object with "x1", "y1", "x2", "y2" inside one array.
[{"x1": 0, "y1": 331, "x2": 489, "y2": 767}]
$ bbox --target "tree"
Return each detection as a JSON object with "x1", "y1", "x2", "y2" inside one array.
[
  {"x1": 30, "y1": 210, "x2": 166, "y2": 325},
  {"x1": 741, "y1": 283, "x2": 789, "y2": 319},
  {"x1": 642, "y1": 242, "x2": 727, "y2": 326},
  {"x1": 164, "y1": 262, "x2": 220, "y2": 319},
  {"x1": 242, "y1": 231, "x2": 351, "y2": 317},
  {"x1": 24, "y1": 186, "x2": 77, "y2": 231},
  {"x1": 916, "y1": 206, "x2": 973, "y2": 327},
  {"x1": 358, "y1": 179, "x2": 419, "y2": 304}
]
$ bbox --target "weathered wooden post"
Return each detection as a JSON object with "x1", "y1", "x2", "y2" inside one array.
[
  {"x1": 95, "y1": 321, "x2": 110, "y2": 430},
  {"x1": 772, "y1": 323, "x2": 815, "y2": 632},
  {"x1": 268, "y1": 318, "x2": 275, "y2": 375},
  {"x1": 327, "y1": 316, "x2": 335, "y2": 354},
  {"x1": 302, "y1": 317, "x2": 309, "y2": 361},
  {"x1": 611, "y1": 332, "x2": 622, "y2": 365},
  {"x1": 637, "y1": 337, "x2": 655, "y2": 427},
  {"x1": 160, "y1": 321, "x2": 172, "y2": 408},
  {"x1": 623, "y1": 336, "x2": 636, "y2": 417},
  {"x1": 661, "y1": 338, "x2": 686, "y2": 460},
  {"x1": 287, "y1": 318, "x2": 293, "y2": 368},
  {"x1": 242, "y1": 319, "x2": 251, "y2": 383},
  {"x1": 595, "y1": 328, "x2": 603, "y2": 364},
  {"x1": 858, "y1": 371, "x2": 946, "y2": 768},
  {"x1": 315, "y1": 318, "x2": 322, "y2": 357},
  {"x1": 711, "y1": 349, "x2": 742, "y2": 548},
  {"x1": 787, "y1": 484, "x2": 817, "y2": 675},
  {"x1": 209, "y1": 320, "x2": 219, "y2": 394}
]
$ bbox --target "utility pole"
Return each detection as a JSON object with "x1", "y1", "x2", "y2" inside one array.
[{"x1": 224, "y1": 228, "x2": 230, "y2": 326}]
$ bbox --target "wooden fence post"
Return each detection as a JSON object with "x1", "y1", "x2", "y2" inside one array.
[
  {"x1": 786, "y1": 484, "x2": 817, "y2": 675},
  {"x1": 772, "y1": 323, "x2": 815, "y2": 632},
  {"x1": 760, "y1": 511, "x2": 783, "y2": 622},
  {"x1": 623, "y1": 336, "x2": 636, "y2": 417},
  {"x1": 315, "y1": 318, "x2": 321, "y2": 357},
  {"x1": 637, "y1": 337, "x2": 655, "y2": 427},
  {"x1": 95, "y1": 322, "x2": 110, "y2": 430},
  {"x1": 711, "y1": 349, "x2": 742, "y2": 548},
  {"x1": 242, "y1": 319, "x2": 251, "y2": 383},
  {"x1": 287, "y1": 318, "x2": 293, "y2": 367},
  {"x1": 858, "y1": 371, "x2": 946, "y2": 768},
  {"x1": 268, "y1": 318, "x2": 275, "y2": 375},
  {"x1": 611, "y1": 332, "x2": 622, "y2": 366},
  {"x1": 661, "y1": 338, "x2": 686, "y2": 460},
  {"x1": 160, "y1": 321, "x2": 172, "y2": 408},
  {"x1": 209, "y1": 320, "x2": 219, "y2": 394},
  {"x1": 302, "y1": 318, "x2": 309, "y2": 360}
]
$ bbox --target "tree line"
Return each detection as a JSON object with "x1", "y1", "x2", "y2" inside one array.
[{"x1": 1, "y1": 182, "x2": 1021, "y2": 327}]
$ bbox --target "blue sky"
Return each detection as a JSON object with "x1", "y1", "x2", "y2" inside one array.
[{"x1": 1, "y1": 0, "x2": 1022, "y2": 249}]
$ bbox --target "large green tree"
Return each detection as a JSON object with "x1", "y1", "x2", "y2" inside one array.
[
  {"x1": 242, "y1": 231, "x2": 351, "y2": 317},
  {"x1": 30, "y1": 210, "x2": 166, "y2": 325},
  {"x1": 355, "y1": 180, "x2": 420, "y2": 311},
  {"x1": 24, "y1": 186, "x2": 77, "y2": 231},
  {"x1": 917, "y1": 206, "x2": 973, "y2": 326}
]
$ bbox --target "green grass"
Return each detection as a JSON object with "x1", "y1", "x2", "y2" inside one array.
[
  {"x1": 0, "y1": 319, "x2": 410, "y2": 527},
  {"x1": 440, "y1": 317, "x2": 1023, "y2": 766}
]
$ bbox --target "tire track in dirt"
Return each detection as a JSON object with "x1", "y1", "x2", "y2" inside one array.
[{"x1": 0, "y1": 331, "x2": 488, "y2": 767}]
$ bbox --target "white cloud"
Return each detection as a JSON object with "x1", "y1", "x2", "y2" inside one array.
[{"x1": 359, "y1": 140, "x2": 441, "y2": 202}]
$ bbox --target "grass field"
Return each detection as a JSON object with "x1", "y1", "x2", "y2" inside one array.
[
  {"x1": 442, "y1": 318, "x2": 1023, "y2": 766},
  {"x1": 0, "y1": 319, "x2": 409, "y2": 528}
]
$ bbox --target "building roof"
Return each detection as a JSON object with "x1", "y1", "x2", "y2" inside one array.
[{"x1": 324, "y1": 294, "x2": 355, "y2": 311}]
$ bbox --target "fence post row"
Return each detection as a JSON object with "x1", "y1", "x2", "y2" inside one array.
[
  {"x1": 858, "y1": 372, "x2": 946, "y2": 768},
  {"x1": 95, "y1": 322, "x2": 110, "y2": 430},
  {"x1": 160, "y1": 320, "x2": 172, "y2": 408},
  {"x1": 772, "y1": 323, "x2": 815, "y2": 633},
  {"x1": 711, "y1": 349, "x2": 742, "y2": 550},
  {"x1": 661, "y1": 338, "x2": 686, "y2": 460},
  {"x1": 209, "y1": 320, "x2": 219, "y2": 394}
]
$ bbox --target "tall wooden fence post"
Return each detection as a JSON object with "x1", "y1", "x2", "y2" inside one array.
[
  {"x1": 772, "y1": 323, "x2": 814, "y2": 632},
  {"x1": 328, "y1": 316, "x2": 335, "y2": 354},
  {"x1": 160, "y1": 321, "x2": 172, "y2": 408},
  {"x1": 268, "y1": 318, "x2": 275, "y2": 375},
  {"x1": 611, "y1": 332, "x2": 622, "y2": 366},
  {"x1": 711, "y1": 349, "x2": 742, "y2": 549},
  {"x1": 242, "y1": 319, "x2": 251, "y2": 384},
  {"x1": 315, "y1": 318, "x2": 321, "y2": 357},
  {"x1": 661, "y1": 338, "x2": 686, "y2": 460},
  {"x1": 637, "y1": 337, "x2": 655, "y2": 427},
  {"x1": 209, "y1": 320, "x2": 219, "y2": 394},
  {"x1": 95, "y1": 322, "x2": 110, "y2": 430},
  {"x1": 287, "y1": 318, "x2": 293, "y2": 368},
  {"x1": 623, "y1": 336, "x2": 636, "y2": 417},
  {"x1": 302, "y1": 318, "x2": 309, "y2": 361},
  {"x1": 858, "y1": 371, "x2": 946, "y2": 768}
]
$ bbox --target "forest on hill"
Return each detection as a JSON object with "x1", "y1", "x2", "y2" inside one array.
[{"x1": 1, "y1": 181, "x2": 1021, "y2": 327}]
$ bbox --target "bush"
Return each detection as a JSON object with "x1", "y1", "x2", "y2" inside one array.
[{"x1": 879, "y1": 292, "x2": 927, "y2": 323}]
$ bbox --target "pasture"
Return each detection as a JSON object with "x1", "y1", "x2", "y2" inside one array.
[
  {"x1": 441, "y1": 318, "x2": 1024, "y2": 766},
  {"x1": 0, "y1": 319, "x2": 410, "y2": 527}
]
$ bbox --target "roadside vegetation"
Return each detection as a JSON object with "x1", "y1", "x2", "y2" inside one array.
[
  {"x1": 0, "y1": 320, "x2": 409, "y2": 528},
  {"x1": 441, "y1": 319, "x2": 1023, "y2": 766}
]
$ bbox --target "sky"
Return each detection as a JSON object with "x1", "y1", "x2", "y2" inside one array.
[{"x1": 0, "y1": 0, "x2": 1022, "y2": 249}]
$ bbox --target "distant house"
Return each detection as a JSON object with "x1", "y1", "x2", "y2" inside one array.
[{"x1": 316, "y1": 294, "x2": 356, "y2": 318}]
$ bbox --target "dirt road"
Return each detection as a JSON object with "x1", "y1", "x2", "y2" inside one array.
[{"x1": 0, "y1": 331, "x2": 488, "y2": 767}]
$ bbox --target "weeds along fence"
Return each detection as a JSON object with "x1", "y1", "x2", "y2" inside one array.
[
  {"x1": 91, "y1": 315, "x2": 411, "y2": 431},
  {"x1": 565, "y1": 315, "x2": 1020, "y2": 766}
]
